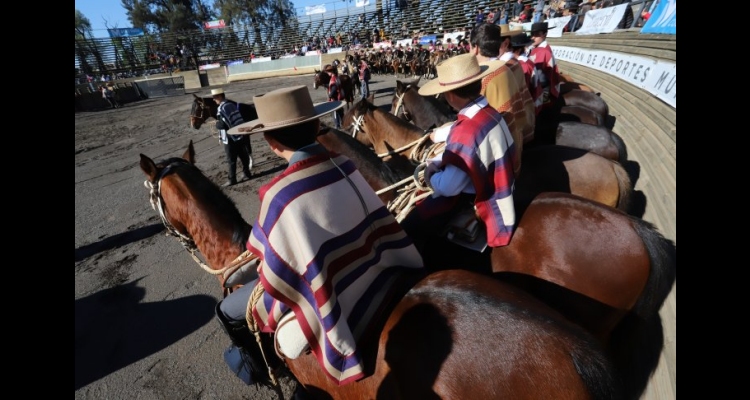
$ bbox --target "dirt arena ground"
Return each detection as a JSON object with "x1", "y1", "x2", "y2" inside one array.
[
  {"x1": 75, "y1": 72, "x2": 674, "y2": 399},
  {"x1": 75, "y1": 73, "x2": 411, "y2": 399}
]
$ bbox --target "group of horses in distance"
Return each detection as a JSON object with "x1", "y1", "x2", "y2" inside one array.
[{"x1": 167, "y1": 73, "x2": 676, "y2": 399}]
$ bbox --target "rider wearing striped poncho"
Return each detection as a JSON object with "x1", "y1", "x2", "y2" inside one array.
[{"x1": 216, "y1": 86, "x2": 423, "y2": 391}]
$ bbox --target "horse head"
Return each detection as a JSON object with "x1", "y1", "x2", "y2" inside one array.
[
  {"x1": 190, "y1": 94, "x2": 213, "y2": 129},
  {"x1": 139, "y1": 140, "x2": 252, "y2": 282}
]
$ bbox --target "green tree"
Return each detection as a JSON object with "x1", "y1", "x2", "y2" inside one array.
[
  {"x1": 75, "y1": 9, "x2": 106, "y2": 76},
  {"x1": 214, "y1": 0, "x2": 297, "y2": 55}
]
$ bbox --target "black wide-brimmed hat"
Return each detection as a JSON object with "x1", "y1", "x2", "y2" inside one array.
[
  {"x1": 530, "y1": 22, "x2": 549, "y2": 32},
  {"x1": 510, "y1": 33, "x2": 533, "y2": 48}
]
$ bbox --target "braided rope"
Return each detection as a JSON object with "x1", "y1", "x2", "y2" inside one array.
[{"x1": 245, "y1": 281, "x2": 279, "y2": 387}]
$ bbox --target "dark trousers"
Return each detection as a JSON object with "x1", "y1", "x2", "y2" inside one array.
[
  {"x1": 224, "y1": 135, "x2": 253, "y2": 182},
  {"x1": 400, "y1": 193, "x2": 474, "y2": 248}
]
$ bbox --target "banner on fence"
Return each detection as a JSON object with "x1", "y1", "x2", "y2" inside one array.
[
  {"x1": 396, "y1": 38, "x2": 412, "y2": 47},
  {"x1": 545, "y1": 16, "x2": 571, "y2": 38},
  {"x1": 253, "y1": 57, "x2": 273, "y2": 62},
  {"x1": 204, "y1": 20, "x2": 226, "y2": 29},
  {"x1": 227, "y1": 60, "x2": 244, "y2": 66},
  {"x1": 305, "y1": 5, "x2": 326, "y2": 15},
  {"x1": 328, "y1": 47, "x2": 344, "y2": 54},
  {"x1": 373, "y1": 41, "x2": 393, "y2": 48},
  {"x1": 640, "y1": 0, "x2": 676, "y2": 34},
  {"x1": 553, "y1": 46, "x2": 676, "y2": 108},
  {"x1": 107, "y1": 28, "x2": 144, "y2": 38},
  {"x1": 304, "y1": 50, "x2": 320, "y2": 56},
  {"x1": 575, "y1": 4, "x2": 628, "y2": 35},
  {"x1": 419, "y1": 35, "x2": 437, "y2": 45},
  {"x1": 442, "y1": 31, "x2": 465, "y2": 44},
  {"x1": 199, "y1": 63, "x2": 222, "y2": 70}
]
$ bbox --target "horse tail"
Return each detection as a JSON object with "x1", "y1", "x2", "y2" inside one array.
[
  {"x1": 612, "y1": 161, "x2": 632, "y2": 214},
  {"x1": 609, "y1": 130, "x2": 629, "y2": 164},
  {"x1": 631, "y1": 218, "x2": 677, "y2": 320},
  {"x1": 569, "y1": 337, "x2": 624, "y2": 400},
  {"x1": 608, "y1": 220, "x2": 675, "y2": 400}
]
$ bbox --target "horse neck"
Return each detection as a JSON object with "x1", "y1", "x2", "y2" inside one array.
[
  {"x1": 368, "y1": 108, "x2": 424, "y2": 153},
  {"x1": 407, "y1": 89, "x2": 451, "y2": 126},
  {"x1": 161, "y1": 174, "x2": 247, "y2": 270}
]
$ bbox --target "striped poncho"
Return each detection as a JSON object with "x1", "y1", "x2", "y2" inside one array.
[
  {"x1": 247, "y1": 152, "x2": 424, "y2": 385},
  {"x1": 441, "y1": 97, "x2": 517, "y2": 247}
]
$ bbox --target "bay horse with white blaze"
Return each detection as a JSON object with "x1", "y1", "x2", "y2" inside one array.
[{"x1": 139, "y1": 141, "x2": 624, "y2": 400}]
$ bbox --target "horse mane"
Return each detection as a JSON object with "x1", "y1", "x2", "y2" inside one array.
[
  {"x1": 404, "y1": 86, "x2": 454, "y2": 123},
  {"x1": 317, "y1": 126, "x2": 409, "y2": 183},
  {"x1": 359, "y1": 99, "x2": 424, "y2": 134},
  {"x1": 159, "y1": 156, "x2": 250, "y2": 249}
]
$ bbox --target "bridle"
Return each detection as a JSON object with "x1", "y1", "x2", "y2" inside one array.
[
  {"x1": 144, "y1": 158, "x2": 256, "y2": 292},
  {"x1": 190, "y1": 100, "x2": 209, "y2": 126}
]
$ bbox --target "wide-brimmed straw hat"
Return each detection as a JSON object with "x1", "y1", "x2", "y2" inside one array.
[
  {"x1": 227, "y1": 85, "x2": 345, "y2": 135},
  {"x1": 499, "y1": 24, "x2": 525, "y2": 37},
  {"x1": 210, "y1": 88, "x2": 225, "y2": 96},
  {"x1": 418, "y1": 54, "x2": 503, "y2": 96}
]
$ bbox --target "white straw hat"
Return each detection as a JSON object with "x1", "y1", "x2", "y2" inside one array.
[{"x1": 418, "y1": 54, "x2": 503, "y2": 96}]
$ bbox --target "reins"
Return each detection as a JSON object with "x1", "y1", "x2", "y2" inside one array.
[{"x1": 144, "y1": 159, "x2": 255, "y2": 290}]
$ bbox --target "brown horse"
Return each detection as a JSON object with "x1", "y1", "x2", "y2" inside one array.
[
  {"x1": 560, "y1": 89, "x2": 609, "y2": 118},
  {"x1": 315, "y1": 125, "x2": 410, "y2": 204},
  {"x1": 313, "y1": 69, "x2": 355, "y2": 105},
  {"x1": 139, "y1": 141, "x2": 624, "y2": 400},
  {"x1": 189, "y1": 94, "x2": 258, "y2": 130},
  {"x1": 390, "y1": 78, "x2": 455, "y2": 131},
  {"x1": 342, "y1": 99, "x2": 633, "y2": 214},
  {"x1": 555, "y1": 121, "x2": 628, "y2": 163},
  {"x1": 559, "y1": 105, "x2": 606, "y2": 126},
  {"x1": 342, "y1": 98, "x2": 428, "y2": 177}
]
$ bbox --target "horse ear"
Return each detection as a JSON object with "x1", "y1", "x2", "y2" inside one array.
[
  {"x1": 139, "y1": 154, "x2": 158, "y2": 180},
  {"x1": 396, "y1": 80, "x2": 404, "y2": 91},
  {"x1": 193, "y1": 93, "x2": 200, "y2": 100},
  {"x1": 183, "y1": 141, "x2": 196, "y2": 164}
]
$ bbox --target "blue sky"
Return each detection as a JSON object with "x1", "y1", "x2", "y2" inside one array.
[{"x1": 75, "y1": 0, "x2": 366, "y2": 36}]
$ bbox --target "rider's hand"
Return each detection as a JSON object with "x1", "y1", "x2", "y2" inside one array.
[{"x1": 424, "y1": 162, "x2": 440, "y2": 187}]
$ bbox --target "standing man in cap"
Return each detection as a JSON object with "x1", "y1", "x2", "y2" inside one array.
[
  {"x1": 528, "y1": 21, "x2": 562, "y2": 117},
  {"x1": 402, "y1": 54, "x2": 517, "y2": 252},
  {"x1": 212, "y1": 88, "x2": 253, "y2": 187},
  {"x1": 216, "y1": 85, "x2": 423, "y2": 391}
]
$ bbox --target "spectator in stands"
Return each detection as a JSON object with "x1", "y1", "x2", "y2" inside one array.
[
  {"x1": 212, "y1": 88, "x2": 253, "y2": 187},
  {"x1": 513, "y1": 0, "x2": 525, "y2": 18},
  {"x1": 534, "y1": 0, "x2": 547, "y2": 22},
  {"x1": 476, "y1": 8, "x2": 486, "y2": 26},
  {"x1": 528, "y1": 21, "x2": 562, "y2": 116},
  {"x1": 614, "y1": 0, "x2": 635, "y2": 29},
  {"x1": 562, "y1": 2, "x2": 582, "y2": 32}
]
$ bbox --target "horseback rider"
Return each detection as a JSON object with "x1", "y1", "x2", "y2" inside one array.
[
  {"x1": 216, "y1": 85, "x2": 424, "y2": 392},
  {"x1": 401, "y1": 54, "x2": 517, "y2": 254}
]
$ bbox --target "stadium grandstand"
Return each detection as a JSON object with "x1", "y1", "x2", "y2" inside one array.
[{"x1": 75, "y1": 0, "x2": 544, "y2": 79}]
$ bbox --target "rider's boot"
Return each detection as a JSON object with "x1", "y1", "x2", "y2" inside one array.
[{"x1": 215, "y1": 302, "x2": 269, "y2": 385}]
